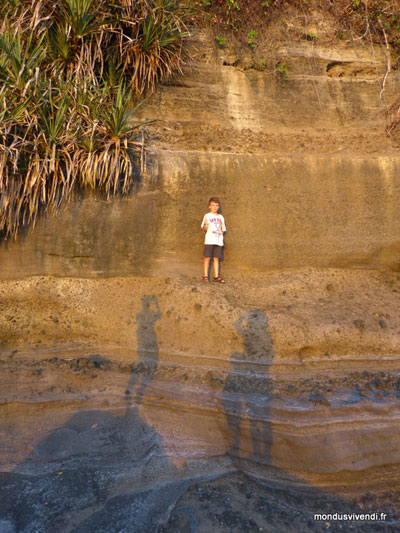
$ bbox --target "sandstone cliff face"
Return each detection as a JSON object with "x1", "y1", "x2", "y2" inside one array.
[
  {"x1": 0, "y1": 25, "x2": 400, "y2": 277},
  {"x1": 1, "y1": 15, "x2": 400, "y2": 530}
]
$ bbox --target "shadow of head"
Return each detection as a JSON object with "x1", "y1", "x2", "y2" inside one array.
[{"x1": 234, "y1": 308, "x2": 274, "y2": 363}]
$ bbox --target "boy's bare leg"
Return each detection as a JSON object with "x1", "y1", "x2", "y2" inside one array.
[
  {"x1": 213, "y1": 257, "x2": 219, "y2": 278},
  {"x1": 203, "y1": 257, "x2": 211, "y2": 277}
]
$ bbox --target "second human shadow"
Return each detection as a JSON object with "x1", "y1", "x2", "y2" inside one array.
[{"x1": 223, "y1": 308, "x2": 275, "y2": 462}]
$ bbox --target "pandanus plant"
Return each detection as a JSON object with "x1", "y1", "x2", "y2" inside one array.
[{"x1": 0, "y1": 0, "x2": 192, "y2": 238}]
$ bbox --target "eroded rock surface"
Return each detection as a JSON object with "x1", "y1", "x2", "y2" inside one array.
[
  {"x1": 1, "y1": 8, "x2": 400, "y2": 531},
  {"x1": 1, "y1": 271, "x2": 400, "y2": 530},
  {"x1": 1, "y1": 27, "x2": 400, "y2": 278}
]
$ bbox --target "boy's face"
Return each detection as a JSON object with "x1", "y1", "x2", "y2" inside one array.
[{"x1": 209, "y1": 201, "x2": 219, "y2": 214}]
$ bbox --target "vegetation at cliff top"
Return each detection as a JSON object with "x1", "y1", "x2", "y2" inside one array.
[
  {"x1": 0, "y1": 0, "x2": 192, "y2": 239},
  {"x1": 198, "y1": 0, "x2": 400, "y2": 63}
]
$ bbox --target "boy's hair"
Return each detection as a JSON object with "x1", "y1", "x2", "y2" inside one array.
[{"x1": 209, "y1": 197, "x2": 220, "y2": 205}]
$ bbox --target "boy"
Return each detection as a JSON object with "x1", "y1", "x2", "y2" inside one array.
[{"x1": 201, "y1": 197, "x2": 226, "y2": 283}]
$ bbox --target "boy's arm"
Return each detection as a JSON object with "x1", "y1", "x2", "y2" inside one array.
[
  {"x1": 221, "y1": 215, "x2": 226, "y2": 233},
  {"x1": 201, "y1": 215, "x2": 208, "y2": 232}
]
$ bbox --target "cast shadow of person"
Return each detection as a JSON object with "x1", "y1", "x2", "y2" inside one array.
[
  {"x1": 0, "y1": 296, "x2": 187, "y2": 533},
  {"x1": 223, "y1": 309, "x2": 274, "y2": 464},
  {"x1": 125, "y1": 295, "x2": 162, "y2": 414},
  {"x1": 220, "y1": 309, "x2": 397, "y2": 530}
]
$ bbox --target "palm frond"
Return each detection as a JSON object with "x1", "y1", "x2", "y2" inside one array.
[{"x1": 0, "y1": 0, "x2": 193, "y2": 239}]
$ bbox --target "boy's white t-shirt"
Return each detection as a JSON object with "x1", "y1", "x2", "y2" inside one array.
[{"x1": 201, "y1": 213, "x2": 226, "y2": 246}]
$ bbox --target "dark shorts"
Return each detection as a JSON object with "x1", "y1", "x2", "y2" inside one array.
[{"x1": 204, "y1": 244, "x2": 223, "y2": 258}]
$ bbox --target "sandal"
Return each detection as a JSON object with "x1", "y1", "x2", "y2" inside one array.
[
  {"x1": 213, "y1": 276, "x2": 225, "y2": 283},
  {"x1": 202, "y1": 275, "x2": 209, "y2": 282}
]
